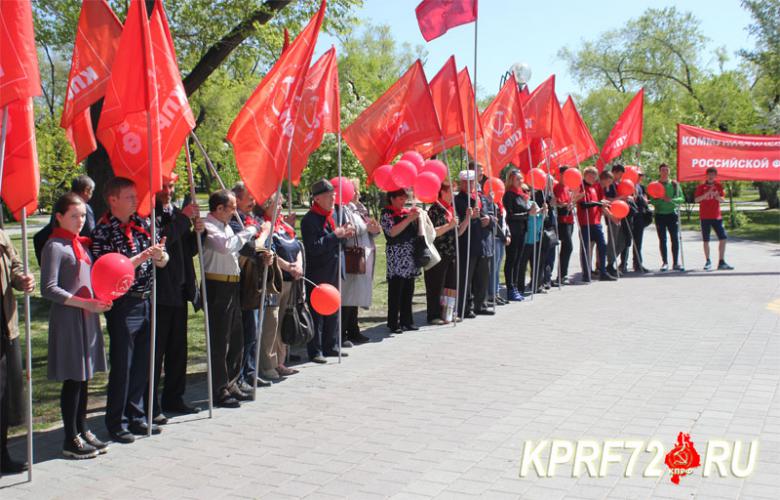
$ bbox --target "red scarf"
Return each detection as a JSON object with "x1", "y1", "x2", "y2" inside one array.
[
  {"x1": 385, "y1": 205, "x2": 411, "y2": 219},
  {"x1": 264, "y1": 214, "x2": 296, "y2": 238},
  {"x1": 470, "y1": 193, "x2": 483, "y2": 210},
  {"x1": 508, "y1": 186, "x2": 529, "y2": 199},
  {"x1": 437, "y1": 198, "x2": 453, "y2": 222},
  {"x1": 120, "y1": 221, "x2": 150, "y2": 252},
  {"x1": 310, "y1": 202, "x2": 335, "y2": 230},
  {"x1": 50, "y1": 227, "x2": 92, "y2": 264}
]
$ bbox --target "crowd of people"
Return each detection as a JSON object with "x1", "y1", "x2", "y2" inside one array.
[{"x1": 0, "y1": 161, "x2": 734, "y2": 469}]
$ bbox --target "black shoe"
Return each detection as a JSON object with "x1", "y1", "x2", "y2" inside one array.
[
  {"x1": 152, "y1": 414, "x2": 168, "y2": 426},
  {"x1": 161, "y1": 401, "x2": 201, "y2": 415},
  {"x1": 215, "y1": 396, "x2": 241, "y2": 408},
  {"x1": 341, "y1": 340, "x2": 354, "y2": 348},
  {"x1": 108, "y1": 429, "x2": 136, "y2": 444},
  {"x1": 82, "y1": 430, "x2": 109, "y2": 454},
  {"x1": 718, "y1": 261, "x2": 734, "y2": 270},
  {"x1": 62, "y1": 435, "x2": 99, "y2": 460},
  {"x1": 324, "y1": 350, "x2": 348, "y2": 357},
  {"x1": 401, "y1": 324, "x2": 419, "y2": 331},
  {"x1": 230, "y1": 389, "x2": 253, "y2": 402},
  {"x1": 606, "y1": 266, "x2": 617, "y2": 275},
  {"x1": 348, "y1": 332, "x2": 370, "y2": 344},
  {"x1": 1, "y1": 450, "x2": 29, "y2": 474},
  {"x1": 474, "y1": 309, "x2": 495, "y2": 315},
  {"x1": 128, "y1": 422, "x2": 162, "y2": 436},
  {"x1": 464, "y1": 311, "x2": 476, "y2": 319},
  {"x1": 387, "y1": 324, "x2": 403, "y2": 333},
  {"x1": 310, "y1": 355, "x2": 328, "y2": 364},
  {"x1": 634, "y1": 266, "x2": 650, "y2": 273},
  {"x1": 598, "y1": 272, "x2": 617, "y2": 281}
]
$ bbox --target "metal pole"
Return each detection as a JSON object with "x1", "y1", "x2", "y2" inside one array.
[
  {"x1": 526, "y1": 147, "x2": 537, "y2": 301},
  {"x1": 0, "y1": 107, "x2": 7, "y2": 195},
  {"x1": 287, "y1": 150, "x2": 294, "y2": 217},
  {"x1": 147, "y1": 113, "x2": 157, "y2": 438},
  {"x1": 541, "y1": 142, "x2": 562, "y2": 290},
  {"x1": 184, "y1": 139, "x2": 214, "y2": 418},
  {"x1": 21, "y1": 208, "x2": 33, "y2": 482},
  {"x1": 569, "y1": 145, "x2": 592, "y2": 285},
  {"x1": 459, "y1": 134, "x2": 472, "y2": 321},
  {"x1": 478, "y1": 135, "x2": 497, "y2": 313},
  {"x1": 336, "y1": 131, "x2": 342, "y2": 364},
  {"x1": 190, "y1": 131, "x2": 226, "y2": 190}
]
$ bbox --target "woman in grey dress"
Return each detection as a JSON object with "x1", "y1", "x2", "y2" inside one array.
[{"x1": 41, "y1": 193, "x2": 111, "y2": 459}]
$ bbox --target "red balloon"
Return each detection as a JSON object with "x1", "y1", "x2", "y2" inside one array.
[
  {"x1": 91, "y1": 252, "x2": 135, "y2": 302},
  {"x1": 391, "y1": 160, "x2": 417, "y2": 189},
  {"x1": 617, "y1": 179, "x2": 635, "y2": 197},
  {"x1": 421, "y1": 159, "x2": 448, "y2": 182},
  {"x1": 373, "y1": 164, "x2": 398, "y2": 191},
  {"x1": 622, "y1": 165, "x2": 640, "y2": 184},
  {"x1": 647, "y1": 181, "x2": 666, "y2": 199},
  {"x1": 330, "y1": 176, "x2": 355, "y2": 205},
  {"x1": 562, "y1": 168, "x2": 583, "y2": 190},
  {"x1": 400, "y1": 151, "x2": 425, "y2": 172},
  {"x1": 310, "y1": 283, "x2": 341, "y2": 315},
  {"x1": 485, "y1": 177, "x2": 505, "y2": 201},
  {"x1": 610, "y1": 200, "x2": 630, "y2": 220},
  {"x1": 528, "y1": 168, "x2": 548, "y2": 189},
  {"x1": 414, "y1": 172, "x2": 441, "y2": 203}
]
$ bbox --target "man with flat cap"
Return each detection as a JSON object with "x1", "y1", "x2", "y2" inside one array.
[{"x1": 300, "y1": 179, "x2": 355, "y2": 363}]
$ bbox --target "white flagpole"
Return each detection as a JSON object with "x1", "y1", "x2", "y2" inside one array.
[
  {"x1": 440, "y1": 143, "x2": 459, "y2": 328},
  {"x1": 184, "y1": 139, "x2": 214, "y2": 418},
  {"x1": 526, "y1": 147, "x2": 537, "y2": 301},
  {"x1": 190, "y1": 131, "x2": 227, "y2": 190},
  {"x1": 459, "y1": 134, "x2": 471, "y2": 321},
  {"x1": 568, "y1": 145, "x2": 592, "y2": 285},
  {"x1": 147, "y1": 113, "x2": 158, "y2": 438},
  {"x1": 20, "y1": 208, "x2": 33, "y2": 481},
  {"x1": 0, "y1": 107, "x2": 7, "y2": 195},
  {"x1": 337, "y1": 131, "x2": 343, "y2": 364}
]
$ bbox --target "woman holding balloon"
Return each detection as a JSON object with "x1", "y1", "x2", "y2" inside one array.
[{"x1": 40, "y1": 193, "x2": 111, "y2": 459}]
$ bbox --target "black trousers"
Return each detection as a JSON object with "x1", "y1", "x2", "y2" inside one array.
[
  {"x1": 387, "y1": 277, "x2": 415, "y2": 328},
  {"x1": 519, "y1": 242, "x2": 547, "y2": 291},
  {"x1": 61, "y1": 380, "x2": 88, "y2": 441},
  {"x1": 471, "y1": 255, "x2": 490, "y2": 312},
  {"x1": 307, "y1": 282, "x2": 339, "y2": 358},
  {"x1": 457, "y1": 245, "x2": 479, "y2": 316},
  {"x1": 104, "y1": 296, "x2": 150, "y2": 433},
  {"x1": 504, "y1": 228, "x2": 526, "y2": 290},
  {"x1": 341, "y1": 306, "x2": 360, "y2": 338},
  {"x1": 557, "y1": 222, "x2": 574, "y2": 277},
  {"x1": 632, "y1": 218, "x2": 648, "y2": 268},
  {"x1": 424, "y1": 257, "x2": 456, "y2": 322},
  {"x1": 0, "y1": 336, "x2": 24, "y2": 460},
  {"x1": 206, "y1": 280, "x2": 243, "y2": 400},
  {"x1": 655, "y1": 213, "x2": 680, "y2": 266},
  {"x1": 152, "y1": 304, "x2": 189, "y2": 415}
]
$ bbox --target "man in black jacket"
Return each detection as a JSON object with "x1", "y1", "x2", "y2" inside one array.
[
  {"x1": 300, "y1": 179, "x2": 354, "y2": 363},
  {"x1": 152, "y1": 173, "x2": 204, "y2": 424},
  {"x1": 454, "y1": 169, "x2": 484, "y2": 319}
]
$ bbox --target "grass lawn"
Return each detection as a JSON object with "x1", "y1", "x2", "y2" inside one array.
[{"x1": 681, "y1": 209, "x2": 780, "y2": 243}]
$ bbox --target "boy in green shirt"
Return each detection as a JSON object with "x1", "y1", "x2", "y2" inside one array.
[{"x1": 650, "y1": 164, "x2": 685, "y2": 271}]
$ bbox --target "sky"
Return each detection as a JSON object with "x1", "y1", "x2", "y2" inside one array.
[{"x1": 315, "y1": 0, "x2": 756, "y2": 100}]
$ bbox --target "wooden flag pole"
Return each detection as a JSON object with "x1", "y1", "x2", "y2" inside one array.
[{"x1": 184, "y1": 138, "x2": 214, "y2": 418}]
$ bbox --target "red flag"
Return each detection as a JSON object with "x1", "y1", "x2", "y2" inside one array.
[
  {"x1": 415, "y1": 55, "x2": 465, "y2": 159},
  {"x1": 227, "y1": 0, "x2": 326, "y2": 205},
  {"x1": 562, "y1": 96, "x2": 598, "y2": 164},
  {"x1": 457, "y1": 67, "x2": 486, "y2": 163},
  {"x1": 522, "y1": 75, "x2": 555, "y2": 140},
  {"x1": 415, "y1": 0, "x2": 478, "y2": 42},
  {"x1": 60, "y1": 0, "x2": 122, "y2": 162},
  {"x1": 480, "y1": 75, "x2": 528, "y2": 176},
  {"x1": 96, "y1": 0, "x2": 160, "y2": 216},
  {"x1": 596, "y1": 88, "x2": 644, "y2": 170},
  {"x1": 343, "y1": 60, "x2": 441, "y2": 179},
  {"x1": 540, "y1": 92, "x2": 576, "y2": 171},
  {"x1": 288, "y1": 47, "x2": 340, "y2": 186},
  {"x1": 512, "y1": 138, "x2": 544, "y2": 174},
  {"x1": 1, "y1": 98, "x2": 39, "y2": 220},
  {"x1": 0, "y1": 0, "x2": 41, "y2": 108},
  {"x1": 518, "y1": 85, "x2": 530, "y2": 105}
]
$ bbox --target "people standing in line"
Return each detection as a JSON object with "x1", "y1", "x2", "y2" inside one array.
[
  {"x1": 630, "y1": 171, "x2": 652, "y2": 273},
  {"x1": 91, "y1": 177, "x2": 169, "y2": 443},
  {"x1": 503, "y1": 169, "x2": 531, "y2": 301},
  {"x1": 694, "y1": 167, "x2": 734, "y2": 271},
  {"x1": 454, "y1": 170, "x2": 482, "y2": 318},
  {"x1": 203, "y1": 189, "x2": 265, "y2": 408},
  {"x1": 301, "y1": 179, "x2": 355, "y2": 362},
  {"x1": 650, "y1": 163, "x2": 685, "y2": 271},
  {"x1": 425, "y1": 179, "x2": 462, "y2": 325},
  {"x1": 553, "y1": 167, "x2": 575, "y2": 285},
  {"x1": 41, "y1": 193, "x2": 111, "y2": 459},
  {"x1": 0, "y1": 229, "x2": 35, "y2": 475},
  {"x1": 341, "y1": 178, "x2": 380, "y2": 342},
  {"x1": 151, "y1": 174, "x2": 204, "y2": 426},
  {"x1": 230, "y1": 182, "x2": 273, "y2": 390},
  {"x1": 381, "y1": 189, "x2": 421, "y2": 333},
  {"x1": 574, "y1": 167, "x2": 616, "y2": 282}
]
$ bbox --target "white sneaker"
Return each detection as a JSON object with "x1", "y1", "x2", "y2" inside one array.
[{"x1": 660, "y1": 263, "x2": 668, "y2": 272}]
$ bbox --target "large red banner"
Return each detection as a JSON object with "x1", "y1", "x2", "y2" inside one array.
[{"x1": 677, "y1": 124, "x2": 780, "y2": 182}]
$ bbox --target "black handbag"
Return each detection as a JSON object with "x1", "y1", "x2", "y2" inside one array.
[
  {"x1": 412, "y1": 235, "x2": 432, "y2": 268},
  {"x1": 281, "y1": 279, "x2": 315, "y2": 347}
]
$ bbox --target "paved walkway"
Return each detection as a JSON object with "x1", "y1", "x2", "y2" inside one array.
[{"x1": 1, "y1": 229, "x2": 779, "y2": 499}]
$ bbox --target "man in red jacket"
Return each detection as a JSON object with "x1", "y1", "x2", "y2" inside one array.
[{"x1": 694, "y1": 167, "x2": 733, "y2": 271}]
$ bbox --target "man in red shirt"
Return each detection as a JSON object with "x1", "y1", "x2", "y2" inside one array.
[
  {"x1": 573, "y1": 167, "x2": 616, "y2": 282},
  {"x1": 694, "y1": 167, "x2": 733, "y2": 271}
]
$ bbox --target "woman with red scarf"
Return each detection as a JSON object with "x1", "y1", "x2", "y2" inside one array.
[
  {"x1": 502, "y1": 169, "x2": 533, "y2": 301},
  {"x1": 41, "y1": 193, "x2": 112, "y2": 459},
  {"x1": 424, "y1": 180, "x2": 464, "y2": 325},
  {"x1": 381, "y1": 189, "x2": 421, "y2": 333}
]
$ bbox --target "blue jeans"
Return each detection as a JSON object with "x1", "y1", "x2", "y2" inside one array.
[
  {"x1": 580, "y1": 224, "x2": 606, "y2": 279},
  {"x1": 490, "y1": 238, "x2": 505, "y2": 298},
  {"x1": 240, "y1": 309, "x2": 258, "y2": 384}
]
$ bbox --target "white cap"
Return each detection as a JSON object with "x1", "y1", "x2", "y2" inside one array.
[{"x1": 458, "y1": 170, "x2": 476, "y2": 181}]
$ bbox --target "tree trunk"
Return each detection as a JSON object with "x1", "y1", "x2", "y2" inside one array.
[{"x1": 756, "y1": 181, "x2": 779, "y2": 209}]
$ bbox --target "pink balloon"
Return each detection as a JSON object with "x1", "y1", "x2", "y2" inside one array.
[
  {"x1": 623, "y1": 165, "x2": 640, "y2": 184},
  {"x1": 528, "y1": 168, "x2": 548, "y2": 189},
  {"x1": 373, "y1": 164, "x2": 398, "y2": 191},
  {"x1": 91, "y1": 253, "x2": 135, "y2": 302},
  {"x1": 485, "y1": 177, "x2": 505, "y2": 201},
  {"x1": 421, "y1": 159, "x2": 448, "y2": 182},
  {"x1": 400, "y1": 151, "x2": 425, "y2": 173},
  {"x1": 391, "y1": 160, "x2": 417, "y2": 189},
  {"x1": 562, "y1": 168, "x2": 582, "y2": 190},
  {"x1": 414, "y1": 172, "x2": 441, "y2": 203},
  {"x1": 310, "y1": 284, "x2": 341, "y2": 316},
  {"x1": 330, "y1": 176, "x2": 355, "y2": 205}
]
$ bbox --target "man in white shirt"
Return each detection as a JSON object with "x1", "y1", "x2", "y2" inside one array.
[{"x1": 203, "y1": 190, "x2": 262, "y2": 408}]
